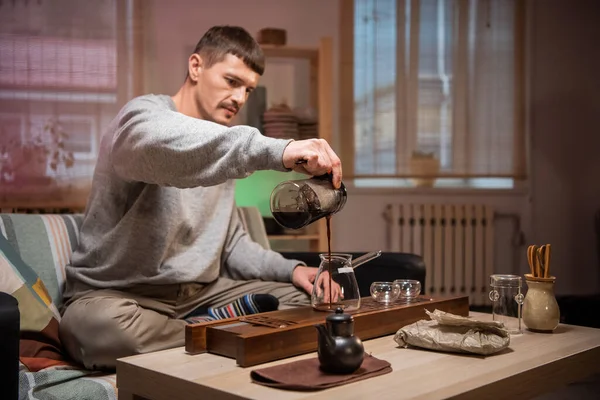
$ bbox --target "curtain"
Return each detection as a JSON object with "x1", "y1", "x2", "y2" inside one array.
[
  {"x1": 0, "y1": 0, "x2": 144, "y2": 209},
  {"x1": 352, "y1": 0, "x2": 525, "y2": 180}
]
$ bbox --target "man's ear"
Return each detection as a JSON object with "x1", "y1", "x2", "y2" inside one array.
[{"x1": 188, "y1": 53, "x2": 203, "y2": 82}]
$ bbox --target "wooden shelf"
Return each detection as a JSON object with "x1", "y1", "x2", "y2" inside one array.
[
  {"x1": 268, "y1": 234, "x2": 320, "y2": 241},
  {"x1": 257, "y1": 38, "x2": 332, "y2": 253}
]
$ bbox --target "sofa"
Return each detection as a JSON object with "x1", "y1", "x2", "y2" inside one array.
[{"x1": 0, "y1": 208, "x2": 426, "y2": 400}]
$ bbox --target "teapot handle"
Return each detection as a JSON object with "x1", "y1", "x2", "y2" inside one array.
[{"x1": 313, "y1": 172, "x2": 333, "y2": 181}]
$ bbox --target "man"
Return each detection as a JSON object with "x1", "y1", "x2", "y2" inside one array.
[{"x1": 59, "y1": 25, "x2": 342, "y2": 370}]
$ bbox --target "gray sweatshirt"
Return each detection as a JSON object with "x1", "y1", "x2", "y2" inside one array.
[{"x1": 64, "y1": 94, "x2": 301, "y2": 298}]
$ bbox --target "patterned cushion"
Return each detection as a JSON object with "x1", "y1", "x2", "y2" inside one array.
[
  {"x1": 1, "y1": 214, "x2": 116, "y2": 399},
  {"x1": 0, "y1": 214, "x2": 83, "y2": 309},
  {"x1": 0, "y1": 232, "x2": 74, "y2": 372}
]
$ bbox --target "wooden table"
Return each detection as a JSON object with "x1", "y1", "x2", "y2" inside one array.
[{"x1": 116, "y1": 313, "x2": 600, "y2": 400}]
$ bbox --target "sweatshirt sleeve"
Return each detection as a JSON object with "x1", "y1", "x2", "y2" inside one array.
[
  {"x1": 221, "y1": 205, "x2": 306, "y2": 282},
  {"x1": 110, "y1": 95, "x2": 292, "y2": 188}
]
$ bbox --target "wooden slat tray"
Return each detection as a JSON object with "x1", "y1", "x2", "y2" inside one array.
[{"x1": 185, "y1": 295, "x2": 469, "y2": 367}]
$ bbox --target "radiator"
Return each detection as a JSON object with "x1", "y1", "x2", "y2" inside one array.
[{"x1": 384, "y1": 203, "x2": 495, "y2": 306}]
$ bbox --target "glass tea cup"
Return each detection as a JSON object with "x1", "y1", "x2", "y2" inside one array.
[
  {"x1": 393, "y1": 279, "x2": 422, "y2": 301},
  {"x1": 489, "y1": 274, "x2": 524, "y2": 334},
  {"x1": 370, "y1": 281, "x2": 401, "y2": 305}
]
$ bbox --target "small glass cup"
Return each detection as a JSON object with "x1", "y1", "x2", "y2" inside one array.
[
  {"x1": 393, "y1": 279, "x2": 422, "y2": 301},
  {"x1": 370, "y1": 281, "x2": 400, "y2": 304}
]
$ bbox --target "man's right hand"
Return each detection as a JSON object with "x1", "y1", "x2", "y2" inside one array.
[{"x1": 282, "y1": 139, "x2": 343, "y2": 189}]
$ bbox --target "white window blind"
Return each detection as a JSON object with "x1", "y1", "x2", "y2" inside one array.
[
  {"x1": 0, "y1": 0, "x2": 141, "y2": 199},
  {"x1": 352, "y1": 0, "x2": 525, "y2": 183}
]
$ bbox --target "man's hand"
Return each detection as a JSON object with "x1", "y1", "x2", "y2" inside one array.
[
  {"x1": 282, "y1": 139, "x2": 343, "y2": 189},
  {"x1": 292, "y1": 265, "x2": 318, "y2": 294},
  {"x1": 312, "y1": 269, "x2": 342, "y2": 303}
]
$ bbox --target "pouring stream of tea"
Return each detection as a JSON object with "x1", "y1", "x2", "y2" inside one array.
[
  {"x1": 326, "y1": 215, "x2": 381, "y2": 310},
  {"x1": 326, "y1": 216, "x2": 332, "y2": 309},
  {"x1": 325, "y1": 217, "x2": 382, "y2": 309}
]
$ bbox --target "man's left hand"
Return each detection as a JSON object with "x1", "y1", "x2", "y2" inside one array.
[{"x1": 292, "y1": 265, "x2": 318, "y2": 294}]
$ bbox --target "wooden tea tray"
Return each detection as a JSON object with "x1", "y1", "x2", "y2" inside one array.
[{"x1": 185, "y1": 295, "x2": 469, "y2": 367}]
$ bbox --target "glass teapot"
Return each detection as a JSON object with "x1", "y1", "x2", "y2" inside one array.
[
  {"x1": 270, "y1": 174, "x2": 347, "y2": 229},
  {"x1": 311, "y1": 253, "x2": 361, "y2": 312}
]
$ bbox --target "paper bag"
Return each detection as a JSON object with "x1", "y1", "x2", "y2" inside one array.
[{"x1": 394, "y1": 309, "x2": 510, "y2": 355}]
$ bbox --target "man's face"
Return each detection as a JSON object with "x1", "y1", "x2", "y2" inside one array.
[{"x1": 191, "y1": 53, "x2": 259, "y2": 126}]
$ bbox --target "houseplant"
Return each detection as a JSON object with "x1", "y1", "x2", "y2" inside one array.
[
  {"x1": 41, "y1": 118, "x2": 75, "y2": 173},
  {"x1": 13, "y1": 118, "x2": 75, "y2": 181}
]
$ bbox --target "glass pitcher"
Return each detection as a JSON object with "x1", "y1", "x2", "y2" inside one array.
[
  {"x1": 270, "y1": 174, "x2": 347, "y2": 229},
  {"x1": 311, "y1": 253, "x2": 361, "y2": 312}
]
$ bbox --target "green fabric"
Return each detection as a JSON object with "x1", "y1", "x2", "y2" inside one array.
[
  {"x1": 10, "y1": 216, "x2": 60, "y2": 305},
  {"x1": 1, "y1": 215, "x2": 19, "y2": 252},
  {"x1": 19, "y1": 363, "x2": 116, "y2": 400},
  {"x1": 61, "y1": 215, "x2": 81, "y2": 254}
]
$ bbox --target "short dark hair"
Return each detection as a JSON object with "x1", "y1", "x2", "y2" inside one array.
[{"x1": 191, "y1": 26, "x2": 265, "y2": 76}]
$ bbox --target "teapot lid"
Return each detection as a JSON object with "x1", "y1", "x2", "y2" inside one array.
[{"x1": 326, "y1": 307, "x2": 353, "y2": 323}]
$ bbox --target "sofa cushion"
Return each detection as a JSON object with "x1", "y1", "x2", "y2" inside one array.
[
  {"x1": 0, "y1": 233, "x2": 75, "y2": 372},
  {"x1": 237, "y1": 206, "x2": 271, "y2": 250},
  {"x1": 0, "y1": 214, "x2": 83, "y2": 309}
]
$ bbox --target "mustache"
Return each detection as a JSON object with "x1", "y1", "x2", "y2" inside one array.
[{"x1": 220, "y1": 102, "x2": 239, "y2": 113}]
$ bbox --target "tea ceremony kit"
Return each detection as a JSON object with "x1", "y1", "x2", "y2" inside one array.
[
  {"x1": 193, "y1": 176, "x2": 562, "y2": 392},
  {"x1": 183, "y1": 251, "x2": 562, "y2": 392}
]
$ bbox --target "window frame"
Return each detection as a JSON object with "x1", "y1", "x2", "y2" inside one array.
[{"x1": 338, "y1": 0, "x2": 527, "y2": 191}]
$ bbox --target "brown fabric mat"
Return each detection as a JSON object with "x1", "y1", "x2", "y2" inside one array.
[{"x1": 250, "y1": 354, "x2": 392, "y2": 391}]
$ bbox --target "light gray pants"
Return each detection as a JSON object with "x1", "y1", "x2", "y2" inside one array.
[{"x1": 59, "y1": 277, "x2": 310, "y2": 370}]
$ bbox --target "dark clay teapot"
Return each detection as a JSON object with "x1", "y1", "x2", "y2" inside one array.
[{"x1": 315, "y1": 307, "x2": 364, "y2": 374}]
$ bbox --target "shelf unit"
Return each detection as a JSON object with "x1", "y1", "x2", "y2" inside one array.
[{"x1": 258, "y1": 38, "x2": 333, "y2": 253}]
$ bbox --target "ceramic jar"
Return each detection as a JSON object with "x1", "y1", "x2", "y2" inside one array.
[{"x1": 522, "y1": 274, "x2": 560, "y2": 332}]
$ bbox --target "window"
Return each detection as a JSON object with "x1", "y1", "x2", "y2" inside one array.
[
  {"x1": 345, "y1": 0, "x2": 526, "y2": 188},
  {"x1": 0, "y1": 0, "x2": 142, "y2": 192}
]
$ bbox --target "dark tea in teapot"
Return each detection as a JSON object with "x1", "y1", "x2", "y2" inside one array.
[{"x1": 270, "y1": 174, "x2": 346, "y2": 230}]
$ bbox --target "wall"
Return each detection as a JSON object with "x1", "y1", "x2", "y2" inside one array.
[
  {"x1": 336, "y1": 0, "x2": 600, "y2": 296},
  {"x1": 143, "y1": 0, "x2": 339, "y2": 112},
  {"x1": 528, "y1": 0, "x2": 600, "y2": 295},
  {"x1": 143, "y1": 0, "x2": 600, "y2": 296}
]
